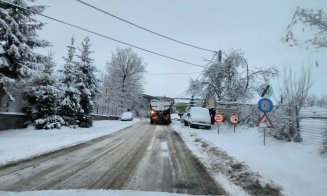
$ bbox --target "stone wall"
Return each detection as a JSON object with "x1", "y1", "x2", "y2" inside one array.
[
  {"x1": 0, "y1": 113, "x2": 29, "y2": 131},
  {"x1": 0, "y1": 113, "x2": 119, "y2": 131}
]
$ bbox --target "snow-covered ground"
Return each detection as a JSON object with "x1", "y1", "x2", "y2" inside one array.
[
  {"x1": 1, "y1": 118, "x2": 326, "y2": 195},
  {"x1": 0, "y1": 119, "x2": 139, "y2": 166},
  {"x1": 171, "y1": 121, "x2": 327, "y2": 196},
  {"x1": 0, "y1": 190, "x2": 189, "y2": 196}
]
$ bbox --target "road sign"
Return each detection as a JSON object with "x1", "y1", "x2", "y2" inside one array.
[
  {"x1": 258, "y1": 98, "x2": 273, "y2": 113},
  {"x1": 256, "y1": 113, "x2": 273, "y2": 128},
  {"x1": 230, "y1": 115, "x2": 239, "y2": 124},
  {"x1": 214, "y1": 113, "x2": 224, "y2": 123},
  {"x1": 257, "y1": 84, "x2": 273, "y2": 98}
]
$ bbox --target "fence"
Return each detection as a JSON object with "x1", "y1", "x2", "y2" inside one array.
[
  {"x1": 234, "y1": 104, "x2": 327, "y2": 147},
  {"x1": 93, "y1": 103, "x2": 123, "y2": 117},
  {"x1": 299, "y1": 107, "x2": 327, "y2": 147}
]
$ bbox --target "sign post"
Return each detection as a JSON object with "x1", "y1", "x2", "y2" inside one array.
[
  {"x1": 257, "y1": 83, "x2": 273, "y2": 98},
  {"x1": 214, "y1": 113, "x2": 224, "y2": 134},
  {"x1": 256, "y1": 84, "x2": 274, "y2": 145},
  {"x1": 230, "y1": 115, "x2": 239, "y2": 133}
]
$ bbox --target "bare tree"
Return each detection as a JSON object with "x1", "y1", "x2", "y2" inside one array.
[
  {"x1": 278, "y1": 66, "x2": 312, "y2": 141},
  {"x1": 306, "y1": 94, "x2": 327, "y2": 107},
  {"x1": 104, "y1": 47, "x2": 146, "y2": 112},
  {"x1": 282, "y1": 7, "x2": 327, "y2": 48}
]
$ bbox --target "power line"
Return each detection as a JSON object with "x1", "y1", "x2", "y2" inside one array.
[
  {"x1": 174, "y1": 52, "x2": 218, "y2": 99},
  {"x1": 0, "y1": 0, "x2": 205, "y2": 68},
  {"x1": 76, "y1": 0, "x2": 216, "y2": 53},
  {"x1": 195, "y1": 51, "x2": 218, "y2": 80},
  {"x1": 147, "y1": 72, "x2": 201, "y2": 76}
]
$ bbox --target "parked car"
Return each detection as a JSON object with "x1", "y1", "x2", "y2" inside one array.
[
  {"x1": 185, "y1": 107, "x2": 211, "y2": 129},
  {"x1": 171, "y1": 113, "x2": 180, "y2": 121},
  {"x1": 121, "y1": 112, "x2": 133, "y2": 121},
  {"x1": 180, "y1": 113, "x2": 188, "y2": 124}
]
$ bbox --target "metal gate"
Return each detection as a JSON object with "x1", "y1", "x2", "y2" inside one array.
[{"x1": 300, "y1": 107, "x2": 327, "y2": 147}]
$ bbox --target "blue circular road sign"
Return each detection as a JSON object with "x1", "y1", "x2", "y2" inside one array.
[{"x1": 258, "y1": 98, "x2": 273, "y2": 113}]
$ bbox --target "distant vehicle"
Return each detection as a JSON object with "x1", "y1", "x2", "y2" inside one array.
[
  {"x1": 171, "y1": 113, "x2": 180, "y2": 121},
  {"x1": 185, "y1": 107, "x2": 211, "y2": 129},
  {"x1": 150, "y1": 98, "x2": 172, "y2": 125},
  {"x1": 121, "y1": 112, "x2": 133, "y2": 121}
]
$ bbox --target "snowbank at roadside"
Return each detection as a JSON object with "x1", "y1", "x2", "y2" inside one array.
[
  {"x1": 0, "y1": 190, "x2": 189, "y2": 196},
  {"x1": 171, "y1": 121, "x2": 327, "y2": 196},
  {"x1": 0, "y1": 119, "x2": 139, "y2": 166}
]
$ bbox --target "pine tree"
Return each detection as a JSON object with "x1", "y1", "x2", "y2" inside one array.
[
  {"x1": 0, "y1": 0, "x2": 49, "y2": 84},
  {"x1": 75, "y1": 36, "x2": 98, "y2": 127},
  {"x1": 58, "y1": 37, "x2": 82, "y2": 127},
  {"x1": 24, "y1": 52, "x2": 64, "y2": 129}
]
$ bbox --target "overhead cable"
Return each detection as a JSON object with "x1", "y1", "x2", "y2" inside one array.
[
  {"x1": 147, "y1": 72, "x2": 201, "y2": 76},
  {"x1": 195, "y1": 51, "x2": 218, "y2": 80},
  {"x1": 0, "y1": 0, "x2": 205, "y2": 68},
  {"x1": 76, "y1": 0, "x2": 216, "y2": 53}
]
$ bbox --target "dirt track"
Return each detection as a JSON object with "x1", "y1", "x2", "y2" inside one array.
[{"x1": 0, "y1": 120, "x2": 226, "y2": 195}]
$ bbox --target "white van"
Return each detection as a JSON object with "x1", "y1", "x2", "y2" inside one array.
[{"x1": 185, "y1": 107, "x2": 211, "y2": 129}]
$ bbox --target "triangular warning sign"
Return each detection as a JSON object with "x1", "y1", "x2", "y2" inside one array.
[{"x1": 256, "y1": 113, "x2": 273, "y2": 128}]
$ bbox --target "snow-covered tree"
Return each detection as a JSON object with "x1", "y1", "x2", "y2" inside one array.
[
  {"x1": 188, "y1": 50, "x2": 278, "y2": 103},
  {"x1": 24, "y1": 52, "x2": 64, "y2": 129},
  {"x1": 317, "y1": 96, "x2": 327, "y2": 107},
  {"x1": 75, "y1": 36, "x2": 98, "y2": 127},
  {"x1": 282, "y1": 7, "x2": 327, "y2": 49},
  {"x1": 58, "y1": 37, "x2": 82, "y2": 127},
  {"x1": 104, "y1": 47, "x2": 146, "y2": 112},
  {"x1": 0, "y1": 0, "x2": 49, "y2": 97},
  {"x1": 276, "y1": 66, "x2": 312, "y2": 141},
  {"x1": 306, "y1": 94, "x2": 327, "y2": 107}
]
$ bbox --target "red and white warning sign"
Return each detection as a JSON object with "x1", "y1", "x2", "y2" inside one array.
[
  {"x1": 256, "y1": 113, "x2": 273, "y2": 128},
  {"x1": 230, "y1": 115, "x2": 239, "y2": 124},
  {"x1": 214, "y1": 113, "x2": 224, "y2": 123}
]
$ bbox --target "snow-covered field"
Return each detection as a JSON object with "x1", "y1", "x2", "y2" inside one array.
[
  {"x1": 0, "y1": 119, "x2": 139, "y2": 166},
  {"x1": 171, "y1": 121, "x2": 327, "y2": 196}
]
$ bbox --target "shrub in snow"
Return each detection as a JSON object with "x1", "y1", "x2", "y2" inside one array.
[{"x1": 34, "y1": 115, "x2": 65, "y2": 129}]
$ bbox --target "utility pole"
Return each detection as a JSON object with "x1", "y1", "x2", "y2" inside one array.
[
  {"x1": 218, "y1": 50, "x2": 222, "y2": 63},
  {"x1": 189, "y1": 95, "x2": 195, "y2": 107}
]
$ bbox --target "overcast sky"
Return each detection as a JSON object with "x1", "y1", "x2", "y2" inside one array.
[{"x1": 34, "y1": 0, "x2": 327, "y2": 100}]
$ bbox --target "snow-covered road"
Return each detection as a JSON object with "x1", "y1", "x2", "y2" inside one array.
[
  {"x1": 1, "y1": 119, "x2": 326, "y2": 196},
  {"x1": 0, "y1": 119, "x2": 139, "y2": 166},
  {"x1": 0, "y1": 120, "x2": 225, "y2": 195}
]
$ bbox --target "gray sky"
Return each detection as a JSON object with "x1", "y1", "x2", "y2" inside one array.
[{"x1": 35, "y1": 0, "x2": 327, "y2": 99}]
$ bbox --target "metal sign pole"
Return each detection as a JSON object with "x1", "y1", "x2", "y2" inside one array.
[
  {"x1": 264, "y1": 130, "x2": 266, "y2": 146},
  {"x1": 217, "y1": 124, "x2": 220, "y2": 134},
  {"x1": 234, "y1": 124, "x2": 235, "y2": 133}
]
